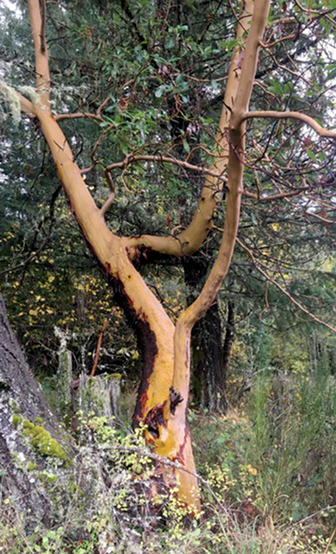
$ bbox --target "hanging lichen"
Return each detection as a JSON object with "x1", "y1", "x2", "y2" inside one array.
[{"x1": 0, "y1": 80, "x2": 21, "y2": 124}]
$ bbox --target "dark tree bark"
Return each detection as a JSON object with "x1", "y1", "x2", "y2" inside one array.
[
  {"x1": 184, "y1": 255, "x2": 227, "y2": 412},
  {"x1": 222, "y1": 300, "x2": 235, "y2": 383},
  {"x1": 0, "y1": 293, "x2": 75, "y2": 531}
]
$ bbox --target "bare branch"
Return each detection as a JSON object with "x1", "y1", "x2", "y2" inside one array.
[
  {"x1": 105, "y1": 153, "x2": 228, "y2": 185},
  {"x1": 237, "y1": 238, "x2": 336, "y2": 334},
  {"x1": 99, "y1": 191, "x2": 116, "y2": 218},
  {"x1": 54, "y1": 112, "x2": 103, "y2": 122},
  {"x1": 241, "y1": 111, "x2": 336, "y2": 139},
  {"x1": 169, "y1": 0, "x2": 270, "y2": 433},
  {"x1": 27, "y1": 0, "x2": 51, "y2": 107}
]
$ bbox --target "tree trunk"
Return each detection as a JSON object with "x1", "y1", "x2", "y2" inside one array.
[
  {"x1": 14, "y1": 0, "x2": 269, "y2": 511},
  {"x1": 222, "y1": 300, "x2": 235, "y2": 388},
  {"x1": 0, "y1": 293, "x2": 75, "y2": 531},
  {"x1": 184, "y1": 255, "x2": 227, "y2": 412}
]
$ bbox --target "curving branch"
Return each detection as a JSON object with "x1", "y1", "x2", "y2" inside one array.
[
  {"x1": 55, "y1": 94, "x2": 111, "y2": 122},
  {"x1": 54, "y1": 111, "x2": 103, "y2": 122},
  {"x1": 241, "y1": 111, "x2": 336, "y2": 139},
  {"x1": 162, "y1": 0, "x2": 271, "y2": 461},
  {"x1": 105, "y1": 153, "x2": 228, "y2": 185},
  {"x1": 237, "y1": 238, "x2": 336, "y2": 334},
  {"x1": 99, "y1": 191, "x2": 116, "y2": 217}
]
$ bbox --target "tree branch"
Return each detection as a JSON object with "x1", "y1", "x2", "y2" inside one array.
[
  {"x1": 54, "y1": 112, "x2": 103, "y2": 122},
  {"x1": 241, "y1": 111, "x2": 336, "y2": 139},
  {"x1": 27, "y1": 0, "x2": 51, "y2": 107},
  {"x1": 105, "y1": 153, "x2": 228, "y2": 186},
  {"x1": 164, "y1": 0, "x2": 270, "y2": 458},
  {"x1": 99, "y1": 191, "x2": 116, "y2": 218},
  {"x1": 237, "y1": 237, "x2": 336, "y2": 334}
]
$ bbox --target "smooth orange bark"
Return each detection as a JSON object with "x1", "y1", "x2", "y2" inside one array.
[{"x1": 17, "y1": 0, "x2": 271, "y2": 511}]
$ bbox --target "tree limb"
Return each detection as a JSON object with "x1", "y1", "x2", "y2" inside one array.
[
  {"x1": 27, "y1": 0, "x2": 50, "y2": 107},
  {"x1": 241, "y1": 111, "x2": 336, "y2": 139}
]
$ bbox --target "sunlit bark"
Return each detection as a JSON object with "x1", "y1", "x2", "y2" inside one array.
[{"x1": 11, "y1": 0, "x2": 307, "y2": 510}]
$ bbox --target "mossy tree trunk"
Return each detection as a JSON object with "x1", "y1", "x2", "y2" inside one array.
[{"x1": 0, "y1": 293, "x2": 75, "y2": 531}]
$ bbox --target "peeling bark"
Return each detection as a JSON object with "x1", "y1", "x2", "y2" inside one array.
[{"x1": 9, "y1": 0, "x2": 271, "y2": 511}]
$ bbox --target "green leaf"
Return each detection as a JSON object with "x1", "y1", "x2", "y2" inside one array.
[
  {"x1": 182, "y1": 137, "x2": 190, "y2": 153},
  {"x1": 155, "y1": 85, "x2": 165, "y2": 98},
  {"x1": 326, "y1": 68, "x2": 336, "y2": 81},
  {"x1": 306, "y1": 149, "x2": 317, "y2": 163}
]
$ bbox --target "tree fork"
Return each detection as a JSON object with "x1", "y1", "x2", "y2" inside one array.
[
  {"x1": 22, "y1": 0, "x2": 198, "y2": 505},
  {"x1": 14, "y1": 0, "x2": 273, "y2": 511}
]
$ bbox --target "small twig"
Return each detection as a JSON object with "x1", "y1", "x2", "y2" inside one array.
[
  {"x1": 90, "y1": 319, "x2": 108, "y2": 377},
  {"x1": 237, "y1": 237, "x2": 336, "y2": 334},
  {"x1": 324, "y1": 527, "x2": 336, "y2": 554}
]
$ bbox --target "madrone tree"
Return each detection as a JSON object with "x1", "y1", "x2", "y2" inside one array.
[{"x1": 1, "y1": 0, "x2": 336, "y2": 509}]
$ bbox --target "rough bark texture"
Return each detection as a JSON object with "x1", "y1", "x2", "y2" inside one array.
[
  {"x1": 184, "y1": 255, "x2": 227, "y2": 412},
  {"x1": 222, "y1": 300, "x2": 235, "y2": 383},
  {"x1": 0, "y1": 293, "x2": 75, "y2": 531}
]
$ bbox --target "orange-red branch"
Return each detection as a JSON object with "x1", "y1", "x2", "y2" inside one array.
[
  {"x1": 161, "y1": 0, "x2": 270, "y2": 481},
  {"x1": 27, "y1": 0, "x2": 50, "y2": 107},
  {"x1": 241, "y1": 111, "x2": 336, "y2": 139}
]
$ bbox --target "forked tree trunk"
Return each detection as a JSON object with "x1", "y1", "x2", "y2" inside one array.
[{"x1": 12, "y1": 0, "x2": 271, "y2": 511}]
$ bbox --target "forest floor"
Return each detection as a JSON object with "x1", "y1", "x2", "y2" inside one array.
[{"x1": 1, "y1": 370, "x2": 336, "y2": 553}]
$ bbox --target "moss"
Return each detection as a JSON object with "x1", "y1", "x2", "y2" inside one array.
[
  {"x1": 36, "y1": 472, "x2": 58, "y2": 483},
  {"x1": 34, "y1": 416, "x2": 43, "y2": 424},
  {"x1": 22, "y1": 420, "x2": 68, "y2": 461},
  {"x1": 27, "y1": 461, "x2": 37, "y2": 471},
  {"x1": 12, "y1": 414, "x2": 22, "y2": 428},
  {"x1": 108, "y1": 373, "x2": 122, "y2": 381}
]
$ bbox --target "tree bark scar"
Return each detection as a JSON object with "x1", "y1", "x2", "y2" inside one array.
[
  {"x1": 107, "y1": 275, "x2": 158, "y2": 427},
  {"x1": 143, "y1": 401, "x2": 167, "y2": 440},
  {"x1": 175, "y1": 424, "x2": 190, "y2": 464},
  {"x1": 169, "y1": 386, "x2": 183, "y2": 415}
]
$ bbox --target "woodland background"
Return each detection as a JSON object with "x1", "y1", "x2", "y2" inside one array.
[{"x1": 0, "y1": 0, "x2": 336, "y2": 552}]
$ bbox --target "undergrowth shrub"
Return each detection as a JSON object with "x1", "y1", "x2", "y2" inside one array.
[{"x1": 1, "y1": 370, "x2": 336, "y2": 553}]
